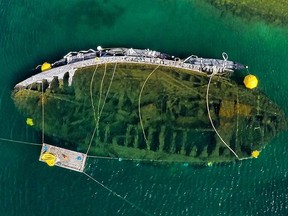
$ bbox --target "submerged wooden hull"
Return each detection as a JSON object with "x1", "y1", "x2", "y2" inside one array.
[{"x1": 12, "y1": 62, "x2": 286, "y2": 164}]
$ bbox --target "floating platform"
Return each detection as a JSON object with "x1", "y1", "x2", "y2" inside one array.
[{"x1": 39, "y1": 143, "x2": 87, "y2": 172}]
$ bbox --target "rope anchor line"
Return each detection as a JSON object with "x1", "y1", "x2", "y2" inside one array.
[
  {"x1": 86, "y1": 63, "x2": 117, "y2": 156},
  {"x1": 0, "y1": 138, "x2": 42, "y2": 146},
  {"x1": 83, "y1": 171, "x2": 153, "y2": 216},
  {"x1": 205, "y1": 61, "x2": 240, "y2": 160},
  {"x1": 138, "y1": 64, "x2": 160, "y2": 149},
  {"x1": 86, "y1": 65, "x2": 99, "y2": 156}
]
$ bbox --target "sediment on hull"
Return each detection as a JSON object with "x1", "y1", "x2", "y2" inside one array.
[{"x1": 12, "y1": 49, "x2": 286, "y2": 164}]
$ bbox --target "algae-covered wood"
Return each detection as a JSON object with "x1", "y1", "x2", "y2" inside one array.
[
  {"x1": 12, "y1": 63, "x2": 287, "y2": 164},
  {"x1": 206, "y1": 0, "x2": 288, "y2": 25}
]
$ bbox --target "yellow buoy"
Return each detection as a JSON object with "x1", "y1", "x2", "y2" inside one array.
[
  {"x1": 41, "y1": 153, "x2": 57, "y2": 166},
  {"x1": 26, "y1": 118, "x2": 34, "y2": 126},
  {"x1": 251, "y1": 150, "x2": 260, "y2": 158},
  {"x1": 41, "y1": 62, "x2": 52, "y2": 72},
  {"x1": 243, "y1": 74, "x2": 258, "y2": 89}
]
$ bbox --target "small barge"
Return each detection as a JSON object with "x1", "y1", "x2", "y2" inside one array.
[{"x1": 39, "y1": 143, "x2": 87, "y2": 172}]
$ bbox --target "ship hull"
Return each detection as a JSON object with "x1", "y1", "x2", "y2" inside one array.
[{"x1": 12, "y1": 49, "x2": 286, "y2": 164}]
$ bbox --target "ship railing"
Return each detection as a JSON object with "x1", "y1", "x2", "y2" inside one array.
[
  {"x1": 19, "y1": 54, "x2": 236, "y2": 89},
  {"x1": 73, "y1": 55, "x2": 226, "y2": 74}
]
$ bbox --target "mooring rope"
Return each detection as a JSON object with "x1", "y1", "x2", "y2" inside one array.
[
  {"x1": 99, "y1": 62, "x2": 117, "y2": 117},
  {"x1": 42, "y1": 81, "x2": 45, "y2": 144},
  {"x1": 95, "y1": 63, "x2": 107, "y2": 139},
  {"x1": 87, "y1": 63, "x2": 115, "y2": 155},
  {"x1": 0, "y1": 138, "x2": 42, "y2": 146},
  {"x1": 138, "y1": 65, "x2": 160, "y2": 149},
  {"x1": 82, "y1": 171, "x2": 153, "y2": 216},
  {"x1": 97, "y1": 63, "x2": 107, "y2": 121},
  {"x1": 87, "y1": 154, "x2": 189, "y2": 164},
  {"x1": 90, "y1": 65, "x2": 99, "y2": 123},
  {"x1": 235, "y1": 89, "x2": 239, "y2": 153},
  {"x1": 205, "y1": 69, "x2": 240, "y2": 160},
  {"x1": 87, "y1": 154, "x2": 161, "y2": 162},
  {"x1": 86, "y1": 65, "x2": 99, "y2": 155}
]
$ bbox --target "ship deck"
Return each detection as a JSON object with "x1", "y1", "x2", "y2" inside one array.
[{"x1": 15, "y1": 56, "x2": 205, "y2": 88}]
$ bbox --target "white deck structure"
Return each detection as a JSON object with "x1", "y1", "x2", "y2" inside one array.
[{"x1": 15, "y1": 56, "x2": 204, "y2": 88}]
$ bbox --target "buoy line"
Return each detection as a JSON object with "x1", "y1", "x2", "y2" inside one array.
[
  {"x1": 86, "y1": 63, "x2": 116, "y2": 155},
  {"x1": 87, "y1": 154, "x2": 202, "y2": 164},
  {"x1": 0, "y1": 138, "x2": 42, "y2": 146},
  {"x1": 83, "y1": 171, "x2": 153, "y2": 216},
  {"x1": 138, "y1": 65, "x2": 160, "y2": 149},
  {"x1": 42, "y1": 82, "x2": 45, "y2": 144},
  {"x1": 96, "y1": 63, "x2": 107, "y2": 138},
  {"x1": 205, "y1": 71, "x2": 240, "y2": 160},
  {"x1": 87, "y1": 154, "x2": 164, "y2": 162},
  {"x1": 99, "y1": 62, "x2": 117, "y2": 117},
  {"x1": 86, "y1": 65, "x2": 99, "y2": 155},
  {"x1": 90, "y1": 65, "x2": 99, "y2": 122}
]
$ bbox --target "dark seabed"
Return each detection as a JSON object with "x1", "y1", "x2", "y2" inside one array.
[{"x1": 1, "y1": 0, "x2": 288, "y2": 215}]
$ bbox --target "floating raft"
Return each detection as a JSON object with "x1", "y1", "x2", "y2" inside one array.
[{"x1": 39, "y1": 144, "x2": 87, "y2": 172}]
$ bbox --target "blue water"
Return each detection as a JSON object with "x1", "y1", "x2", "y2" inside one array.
[{"x1": 1, "y1": 0, "x2": 288, "y2": 215}]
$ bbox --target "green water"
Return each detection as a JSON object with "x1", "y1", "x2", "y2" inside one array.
[{"x1": 1, "y1": 0, "x2": 288, "y2": 215}]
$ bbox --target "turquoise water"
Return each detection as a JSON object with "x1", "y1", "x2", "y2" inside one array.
[{"x1": 1, "y1": 0, "x2": 288, "y2": 215}]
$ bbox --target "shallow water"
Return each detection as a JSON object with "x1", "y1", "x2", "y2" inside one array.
[{"x1": 1, "y1": 0, "x2": 288, "y2": 215}]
